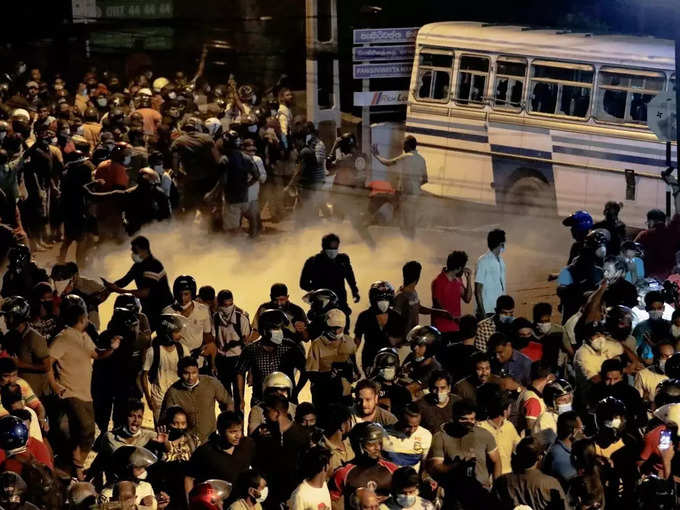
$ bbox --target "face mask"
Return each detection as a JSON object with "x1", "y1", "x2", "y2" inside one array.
[
  {"x1": 326, "y1": 329, "x2": 339, "y2": 341},
  {"x1": 180, "y1": 301, "x2": 193, "y2": 311},
  {"x1": 672, "y1": 325, "x2": 680, "y2": 339},
  {"x1": 0, "y1": 132, "x2": 6, "y2": 141},
  {"x1": 649, "y1": 310, "x2": 664, "y2": 320},
  {"x1": 498, "y1": 314, "x2": 513, "y2": 324},
  {"x1": 659, "y1": 359, "x2": 667, "y2": 372},
  {"x1": 380, "y1": 367, "x2": 396, "y2": 381},
  {"x1": 168, "y1": 91, "x2": 177, "y2": 99},
  {"x1": 123, "y1": 156, "x2": 132, "y2": 166},
  {"x1": 557, "y1": 403, "x2": 572, "y2": 415},
  {"x1": 536, "y1": 322, "x2": 551, "y2": 335},
  {"x1": 81, "y1": 89, "x2": 88, "y2": 97},
  {"x1": 414, "y1": 355, "x2": 425, "y2": 362},
  {"x1": 154, "y1": 165, "x2": 164, "y2": 174},
  {"x1": 124, "y1": 426, "x2": 141, "y2": 438},
  {"x1": 437, "y1": 391, "x2": 449, "y2": 404},
  {"x1": 605, "y1": 418, "x2": 622, "y2": 430},
  {"x1": 248, "y1": 124, "x2": 258, "y2": 133},
  {"x1": 595, "y1": 246, "x2": 607, "y2": 258},
  {"x1": 97, "y1": 98, "x2": 107, "y2": 107},
  {"x1": 305, "y1": 134, "x2": 312, "y2": 144},
  {"x1": 182, "y1": 380, "x2": 199, "y2": 390},
  {"x1": 590, "y1": 336, "x2": 605, "y2": 352},
  {"x1": 193, "y1": 94, "x2": 199, "y2": 102},
  {"x1": 325, "y1": 249, "x2": 339, "y2": 259},
  {"x1": 219, "y1": 304, "x2": 234, "y2": 314},
  {"x1": 132, "y1": 253, "x2": 143, "y2": 263},
  {"x1": 18, "y1": 65, "x2": 26, "y2": 75},
  {"x1": 396, "y1": 494, "x2": 416, "y2": 509},
  {"x1": 269, "y1": 329, "x2": 283, "y2": 345},
  {"x1": 255, "y1": 486, "x2": 268, "y2": 503},
  {"x1": 376, "y1": 300, "x2": 390, "y2": 313},
  {"x1": 136, "y1": 469, "x2": 148, "y2": 480},
  {"x1": 168, "y1": 426, "x2": 184, "y2": 441},
  {"x1": 53, "y1": 279, "x2": 70, "y2": 295}
]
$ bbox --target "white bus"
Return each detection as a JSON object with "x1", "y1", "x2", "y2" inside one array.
[{"x1": 406, "y1": 21, "x2": 676, "y2": 226}]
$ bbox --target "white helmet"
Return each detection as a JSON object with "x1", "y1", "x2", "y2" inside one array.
[
  {"x1": 262, "y1": 371, "x2": 293, "y2": 394},
  {"x1": 12, "y1": 108, "x2": 30, "y2": 121},
  {"x1": 205, "y1": 117, "x2": 221, "y2": 137},
  {"x1": 138, "y1": 87, "x2": 153, "y2": 97},
  {"x1": 152, "y1": 77, "x2": 170, "y2": 92}
]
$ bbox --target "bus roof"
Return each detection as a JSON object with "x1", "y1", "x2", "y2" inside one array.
[{"x1": 417, "y1": 21, "x2": 675, "y2": 70}]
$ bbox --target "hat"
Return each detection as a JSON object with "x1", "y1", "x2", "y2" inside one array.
[
  {"x1": 12, "y1": 108, "x2": 30, "y2": 121},
  {"x1": 326, "y1": 308, "x2": 345, "y2": 328}
]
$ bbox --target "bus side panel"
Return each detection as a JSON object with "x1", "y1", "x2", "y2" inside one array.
[{"x1": 448, "y1": 150, "x2": 495, "y2": 204}]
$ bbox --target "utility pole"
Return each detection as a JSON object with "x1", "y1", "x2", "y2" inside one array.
[{"x1": 305, "y1": 0, "x2": 341, "y2": 141}]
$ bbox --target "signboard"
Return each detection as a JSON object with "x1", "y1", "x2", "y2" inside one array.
[
  {"x1": 91, "y1": 27, "x2": 174, "y2": 51},
  {"x1": 73, "y1": 0, "x2": 173, "y2": 22},
  {"x1": 352, "y1": 45, "x2": 415, "y2": 62},
  {"x1": 648, "y1": 91, "x2": 677, "y2": 142},
  {"x1": 353, "y1": 90, "x2": 408, "y2": 106},
  {"x1": 353, "y1": 63, "x2": 413, "y2": 79},
  {"x1": 353, "y1": 27, "x2": 419, "y2": 45}
]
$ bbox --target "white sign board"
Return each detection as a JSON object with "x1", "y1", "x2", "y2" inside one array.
[
  {"x1": 353, "y1": 90, "x2": 409, "y2": 106},
  {"x1": 353, "y1": 63, "x2": 412, "y2": 79},
  {"x1": 352, "y1": 27, "x2": 419, "y2": 45},
  {"x1": 353, "y1": 45, "x2": 415, "y2": 62},
  {"x1": 648, "y1": 91, "x2": 677, "y2": 142}
]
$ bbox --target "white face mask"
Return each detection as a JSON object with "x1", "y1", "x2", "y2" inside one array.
[
  {"x1": 154, "y1": 165, "x2": 164, "y2": 174},
  {"x1": 595, "y1": 246, "x2": 607, "y2": 258},
  {"x1": 180, "y1": 301, "x2": 193, "y2": 311},
  {"x1": 659, "y1": 359, "x2": 667, "y2": 372},
  {"x1": 269, "y1": 329, "x2": 283, "y2": 345},
  {"x1": 183, "y1": 380, "x2": 199, "y2": 390},
  {"x1": 255, "y1": 486, "x2": 268, "y2": 503},
  {"x1": 131, "y1": 253, "x2": 143, "y2": 263},
  {"x1": 649, "y1": 310, "x2": 664, "y2": 320},
  {"x1": 380, "y1": 367, "x2": 396, "y2": 381},
  {"x1": 136, "y1": 469, "x2": 148, "y2": 480},
  {"x1": 414, "y1": 355, "x2": 425, "y2": 363},
  {"x1": 325, "y1": 249, "x2": 339, "y2": 259},
  {"x1": 605, "y1": 417, "x2": 622, "y2": 429},
  {"x1": 123, "y1": 155, "x2": 132, "y2": 166},
  {"x1": 376, "y1": 300, "x2": 390, "y2": 313},
  {"x1": 672, "y1": 325, "x2": 680, "y2": 339},
  {"x1": 53, "y1": 279, "x2": 70, "y2": 295},
  {"x1": 168, "y1": 91, "x2": 177, "y2": 99},
  {"x1": 51, "y1": 137, "x2": 58, "y2": 145},
  {"x1": 536, "y1": 322, "x2": 551, "y2": 335},
  {"x1": 396, "y1": 494, "x2": 417, "y2": 508},
  {"x1": 0, "y1": 132, "x2": 6, "y2": 141},
  {"x1": 97, "y1": 98, "x2": 107, "y2": 107},
  {"x1": 305, "y1": 134, "x2": 312, "y2": 144},
  {"x1": 248, "y1": 124, "x2": 258, "y2": 133},
  {"x1": 437, "y1": 390, "x2": 449, "y2": 404},
  {"x1": 557, "y1": 403, "x2": 572, "y2": 415}
]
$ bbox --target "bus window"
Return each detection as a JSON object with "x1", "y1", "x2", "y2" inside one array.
[
  {"x1": 529, "y1": 60, "x2": 593, "y2": 118},
  {"x1": 494, "y1": 58, "x2": 526, "y2": 109},
  {"x1": 595, "y1": 67, "x2": 665, "y2": 124},
  {"x1": 456, "y1": 55, "x2": 489, "y2": 106},
  {"x1": 416, "y1": 52, "x2": 453, "y2": 102}
]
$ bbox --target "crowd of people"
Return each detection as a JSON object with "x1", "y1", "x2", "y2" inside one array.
[{"x1": 2, "y1": 58, "x2": 680, "y2": 510}]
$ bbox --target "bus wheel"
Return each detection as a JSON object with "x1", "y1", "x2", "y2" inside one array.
[{"x1": 503, "y1": 176, "x2": 555, "y2": 216}]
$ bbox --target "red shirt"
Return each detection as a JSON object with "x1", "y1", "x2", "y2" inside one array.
[
  {"x1": 431, "y1": 271, "x2": 463, "y2": 332},
  {"x1": 520, "y1": 341, "x2": 543, "y2": 362},
  {"x1": 0, "y1": 438, "x2": 54, "y2": 471},
  {"x1": 639, "y1": 424, "x2": 665, "y2": 476},
  {"x1": 94, "y1": 160, "x2": 129, "y2": 191}
]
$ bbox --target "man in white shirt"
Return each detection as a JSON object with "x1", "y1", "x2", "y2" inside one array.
[
  {"x1": 288, "y1": 445, "x2": 332, "y2": 510},
  {"x1": 573, "y1": 323, "x2": 624, "y2": 397},
  {"x1": 474, "y1": 229, "x2": 507, "y2": 318},
  {"x1": 634, "y1": 339, "x2": 672, "y2": 404},
  {"x1": 163, "y1": 275, "x2": 214, "y2": 368}
]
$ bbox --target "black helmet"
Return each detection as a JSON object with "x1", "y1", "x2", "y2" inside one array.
[
  {"x1": 173, "y1": 275, "x2": 197, "y2": 302},
  {"x1": 113, "y1": 293, "x2": 141, "y2": 314},
  {"x1": 370, "y1": 347, "x2": 399, "y2": 380},
  {"x1": 655, "y1": 379, "x2": 680, "y2": 408},
  {"x1": 339, "y1": 132, "x2": 357, "y2": 153},
  {"x1": 222, "y1": 129, "x2": 240, "y2": 149},
  {"x1": 349, "y1": 422, "x2": 384, "y2": 455},
  {"x1": 110, "y1": 307, "x2": 140, "y2": 331},
  {"x1": 637, "y1": 475, "x2": 675, "y2": 510},
  {"x1": 406, "y1": 325, "x2": 440, "y2": 348},
  {"x1": 0, "y1": 471, "x2": 26, "y2": 503},
  {"x1": 0, "y1": 415, "x2": 28, "y2": 455},
  {"x1": 267, "y1": 99, "x2": 279, "y2": 112},
  {"x1": 584, "y1": 228, "x2": 611, "y2": 250},
  {"x1": 664, "y1": 354, "x2": 680, "y2": 379},
  {"x1": 1, "y1": 296, "x2": 31, "y2": 327},
  {"x1": 595, "y1": 396, "x2": 626, "y2": 432},
  {"x1": 59, "y1": 294, "x2": 87, "y2": 325},
  {"x1": 303, "y1": 289, "x2": 339, "y2": 322},
  {"x1": 604, "y1": 305, "x2": 633, "y2": 341},
  {"x1": 8, "y1": 245, "x2": 30, "y2": 268},
  {"x1": 258, "y1": 309, "x2": 289, "y2": 334},
  {"x1": 109, "y1": 107, "x2": 125, "y2": 122},
  {"x1": 543, "y1": 379, "x2": 573, "y2": 410},
  {"x1": 621, "y1": 241, "x2": 644, "y2": 258},
  {"x1": 368, "y1": 281, "x2": 395, "y2": 310},
  {"x1": 157, "y1": 313, "x2": 184, "y2": 343}
]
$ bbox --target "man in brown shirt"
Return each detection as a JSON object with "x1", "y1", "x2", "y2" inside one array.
[
  {"x1": 161, "y1": 356, "x2": 233, "y2": 443},
  {"x1": 350, "y1": 379, "x2": 397, "y2": 427}
]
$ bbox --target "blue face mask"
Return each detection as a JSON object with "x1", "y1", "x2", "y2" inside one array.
[
  {"x1": 498, "y1": 314, "x2": 513, "y2": 324},
  {"x1": 396, "y1": 494, "x2": 416, "y2": 508}
]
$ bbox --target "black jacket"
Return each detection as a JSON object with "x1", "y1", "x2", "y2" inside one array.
[{"x1": 299, "y1": 251, "x2": 358, "y2": 306}]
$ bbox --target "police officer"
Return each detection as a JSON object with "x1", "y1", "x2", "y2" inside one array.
[
  {"x1": 369, "y1": 348, "x2": 412, "y2": 416},
  {"x1": 400, "y1": 326, "x2": 442, "y2": 399},
  {"x1": 1, "y1": 245, "x2": 48, "y2": 298}
]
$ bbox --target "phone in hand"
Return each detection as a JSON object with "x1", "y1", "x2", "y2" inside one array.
[{"x1": 659, "y1": 429, "x2": 672, "y2": 450}]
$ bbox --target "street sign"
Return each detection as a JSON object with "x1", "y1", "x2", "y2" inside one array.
[
  {"x1": 353, "y1": 90, "x2": 408, "y2": 106},
  {"x1": 353, "y1": 27, "x2": 419, "y2": 45},
  {"x1": 353, "y1": 63, "x2": 413, "y2": 79},
  {"x1": 72, "y1": 0, "x2": 173, "y2": 22},
  {"x1": 648, "y1": 91, "x2": 677, "y2": 142},
  {"x1": 352, "y1": 45, "x2": 415, "y2": 62}
]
